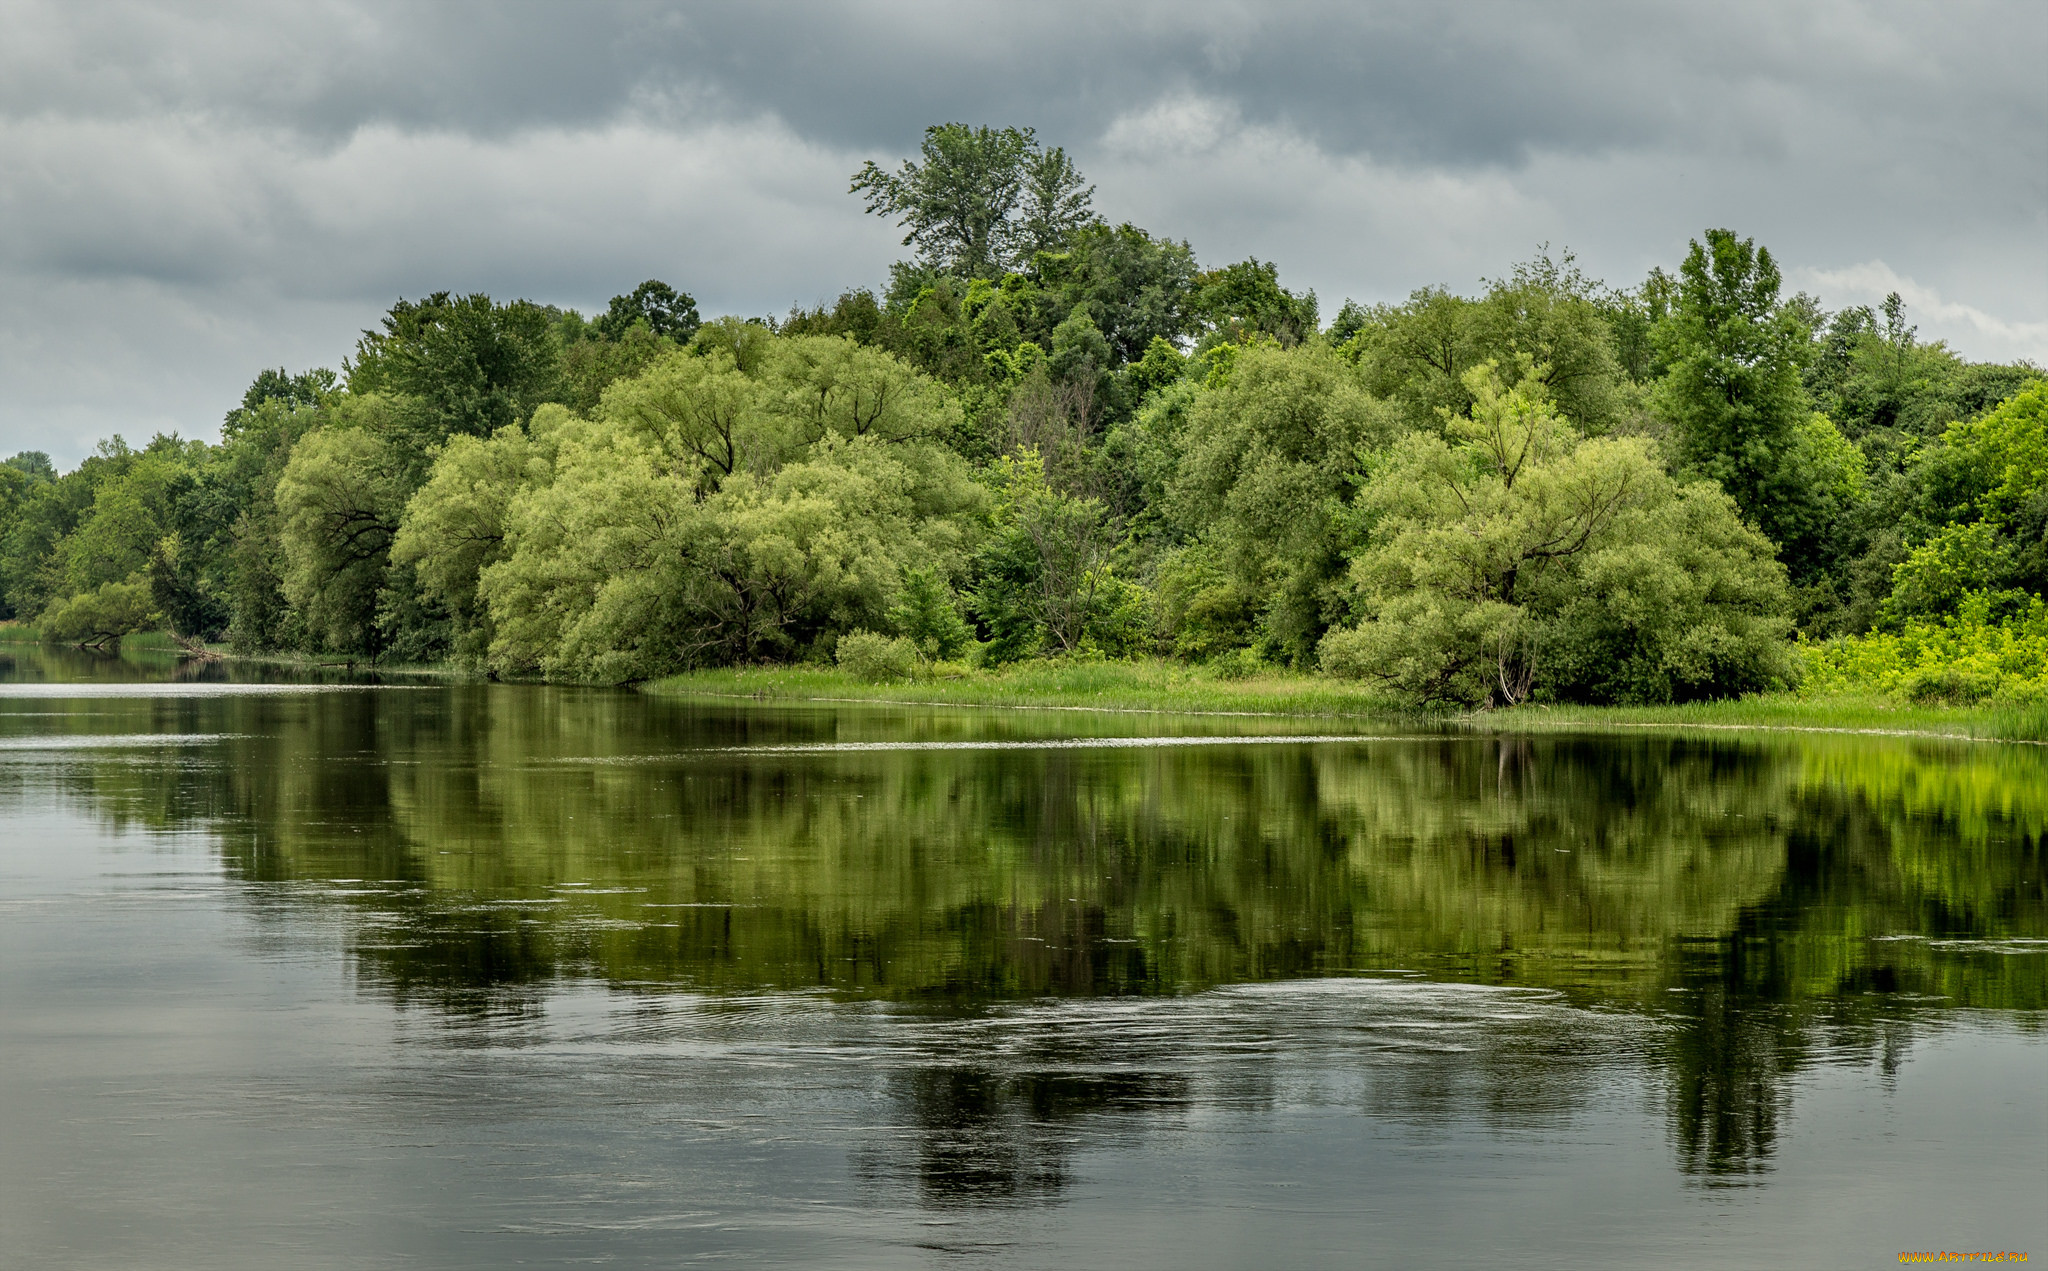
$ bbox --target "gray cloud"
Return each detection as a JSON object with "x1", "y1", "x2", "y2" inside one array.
[{"x1": 2, "y1": 0, "x2": 2043, "y2": 462}]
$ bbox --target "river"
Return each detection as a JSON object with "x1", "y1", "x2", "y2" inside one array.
[{"x1": 1, "y1": 643, "x2": 2042, "y2": 1267}]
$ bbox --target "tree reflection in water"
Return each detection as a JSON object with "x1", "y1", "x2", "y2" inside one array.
[{"x1": 3, "y1": 642, "x2": 2043, "y2": 1185}]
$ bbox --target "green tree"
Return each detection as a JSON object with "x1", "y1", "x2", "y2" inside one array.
[
  {"x1": 967, "y1": 454, "x2": 1147, "y2": 662},
  {"x1": 1654, "y1": 229, "x2": 1811, "y2": 541},
  {"x1": 475, "y1": 335, "x2": 979, "y2": 680},
  {"x1": 346, "y1": 292, "x2": 564, "y2": 466},
  {"x1": 1194, "y1": 260, "x2": 1318, "y2": 348},
  {"x1": 852, "y1": 124, "x2": 1097, "y2": 277},
  {"x1": 1035, "y1": 223, "x2": 1201, "y2": 367},
  {"x1": 2, "y1": 440, "x2": 134, "y2": 620},
  {"x1": 59, "y1": 447, "x2": 195, "y2": 597},
  {"x1": 1322, "y1": 361, "x2": 1795, "y2": 705},
  {"x1": 1471, "y1": 250, "x2": 1633, "y2": 436},
  {"x1": 274, "y1": 403, "x2": 415, "y2": 656},
  {"x1": 1015, "y1": 146, "x2": 1098, "y2": 262},
  {"x1": 888, "y1": 565, "x2": 974, "y2": 661},
  {"x1": 392, "y1": 416, "x2": 556, "y2": 664},
  {"x1": 1884, "y1": 383, "x2": 2048, "y2": 622},
  {"x1": 1164, "y1": 342, "x2": 1395, "y2": 662},
  {"x1": 1341, "y1": 286, "x2": 1485, "y2": 431},
  {"x1": 38, "y1": 577, "x2": 158, "y2": 649},
  {"x1": 594, "y1": 280, "x2": 700, "y2": 343}
]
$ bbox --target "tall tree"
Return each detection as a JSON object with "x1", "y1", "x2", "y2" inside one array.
[
  {"x1": 346, "y1": 292, "x2": 564, "y2": 464},
  {"x1": 1014, "y1": 146, "x2": 1097, "y2": 262},
  {"x1": 852, "y1": 124, "x2": 1097, "y2": 277},
  {"x1": 1654, "y1": 229, "x2": 1810, "y2": 535}
]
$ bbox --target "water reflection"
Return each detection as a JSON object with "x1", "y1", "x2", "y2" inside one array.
[{"x1": 2, "y1": 639, "x2": 2044, "y2": 1191}]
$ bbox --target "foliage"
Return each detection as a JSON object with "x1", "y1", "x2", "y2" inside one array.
[
  {"x1": 6, "y1": 133, "x2": 2036, "y2": 709},
  {"x1": 345, "y1": 291, "x2": 563, "y2": 463},
  {"x1": 889, "y1": 566, "x2": 975, "y2": 661},
  {"x1": 39, "y1": 576, "x2": 159, "y2": 648},
  {"x1": 391, "y1": 421, "x2": 550, "y2": 664},
  {"x1": 852, "y1": 124, "x2": 1097, "y2": 276},
  {"x1": 1652, "y1": 230, "x2": 1815, "y2": 554},
  {"x1": 273, "y1": 403, "x2": 415, "y2": 656},
  {"x1": 1804, "y1": 592, "x2": 2048, "y2": 705},
  {"x1": 1322, "y1": 362, "x2": 1795, "y2": 705},
  {"x1": 476, "y1": 337, "x2": 980, "y2": 681},
  {"x1": 1884, "y1": 383, "x2": 2048, "y2": 622},
  {"x1": 835, "y1": 629, "x2": 920, "y2": 681},
  {"x1": 1194, "y1": 259, "x2": 1318, "y2": 348},
  {"x1": 967, "y1": 454, "x2": 1147, "y2": 662},
  {"x1": 1167, "y1": 342, "x2": 1394, "y2": 662},
  {"x1": 595, "y1": 280, "x2": 700, "y2": 343}
]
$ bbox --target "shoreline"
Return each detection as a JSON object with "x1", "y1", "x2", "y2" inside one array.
[
  {"x1": 646, "y1": 662, "x2": 2048, "y2": 744},
  {"x1": 11, "y1": 631, "x2": 2040, "y2": 743}
]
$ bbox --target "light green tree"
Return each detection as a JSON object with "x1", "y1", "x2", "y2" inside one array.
[
  {"x1": 471, "y1": 335, "x2": 981, "y2": 681},
  {"x1": 391, "y1": 412, "x2": 560, "y2": 664},
  {"x1": 1322, "y1": 361, "x2": 1795, "y2": 705},
  {"x1": 39, "y1": 576, "x2": 158, "y2": 649}
]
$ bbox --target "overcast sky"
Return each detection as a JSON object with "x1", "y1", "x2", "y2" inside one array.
[{"x1": 3, "y1": 0, "x2": 2043, "y2": 465}]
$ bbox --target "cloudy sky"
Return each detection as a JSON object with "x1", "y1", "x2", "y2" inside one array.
[{"x1": 3, "y1": 0, "x2": 2043, "y2": 464}]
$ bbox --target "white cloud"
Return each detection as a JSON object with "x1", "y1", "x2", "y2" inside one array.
[
  {"x1": 1794, "y1": 261, "x2": 2048, "y2": 365},
  {"x1": 0, "y1": 111, "x2": 902, "y2": 458},
  {"x1": 1, "y1": 0, "x2": 2043, "y2": 463}
]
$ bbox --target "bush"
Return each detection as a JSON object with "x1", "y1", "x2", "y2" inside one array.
[
  {"x1": 40, "y1": 578, "x2": 159, "y2": 649},
  {"x1": 836, "y1": 629, "x2": 919, "y2": 682},
  {"x1": 1208, "y1": 646, "x2": 1267, "y2": 680},
  {"x1": 1803, "y1": 592, "x2": 2048, "y2": 705}
]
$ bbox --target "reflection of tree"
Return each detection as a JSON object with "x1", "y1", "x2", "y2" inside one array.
[
  {"x1": 856, "y1": 1067, "x2": 1190, "y2": 1207},
  {"x1": 7, "y1": 673, "x2": 2047, "y2": 1184},
  {"x1": 1663, "y1": 969, "x2": 1795, "y2": 1180}
]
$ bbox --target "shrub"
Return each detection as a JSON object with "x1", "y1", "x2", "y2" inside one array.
[
  {"x1": 836, "y1": 629, "x2": 919, "y2": 682},
  {"x1": 1803, "y1": 592, "x2": 2048, "y2": 705},
  {"x1": 40, "y1": 578, "x2": 159, "y2": 649},
  {"x1": 1208, "y1": 646, "x2": 1267, "y2": 681}
]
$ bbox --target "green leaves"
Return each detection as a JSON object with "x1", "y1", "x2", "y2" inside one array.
[
  {"x1": 456, "y1": 335, "x2": 980, "y2": 681},
  {"x1": 1325, "y1": 362, "x2": 1796, "y2": 705},
  {"x1": 1653, "y1": 229, "x2": 1812, "y2": 535},
  {"x1": 852, "y1": 124, "x2": 1097, "y2": 276},
  {"x1": 1885, "y1": 383, "x2": 2048, "y2": 623},
  {"x1": 39, "y1": 576, "x2": 158, "y2": 649},
  {"x1": 274, "y1": 411, "x2": 412, "y2": 656}
]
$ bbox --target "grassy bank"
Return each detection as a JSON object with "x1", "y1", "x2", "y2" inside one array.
[
  {"x1": 647, "y1": 660, "x2": 2048, "y2": 743},
  {"x1": 1471, "y1": 694, "x2": 2048, "y2": 744},
  {"x1": 647, "y1": 659, "x2": 1413, "y2": 716}
]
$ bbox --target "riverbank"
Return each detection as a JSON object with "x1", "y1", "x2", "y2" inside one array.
[
  {"x1": 12, "y1": 627, "x2": 2038, "y2": 742},
  {"x1": 645, "y1": 659, "x2": 1416, "y2": 717},
  {"x1": 647, "y1": 660, "x2": 2048, "y2": 743},
  {"x1": 0, "y1": 625, "x2": 467, "y2": 679}
]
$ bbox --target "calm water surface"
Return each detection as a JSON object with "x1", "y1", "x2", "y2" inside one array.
[{"x1": 1, "y1": 644, "x2": 2042, "y2": 1268}]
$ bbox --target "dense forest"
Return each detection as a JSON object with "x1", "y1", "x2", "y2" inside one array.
[{"x1": 3, "y1": 124, "x2": 2043, "y2": 705}]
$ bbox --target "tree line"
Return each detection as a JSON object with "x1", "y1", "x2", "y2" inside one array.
[{"x1": 2, "y1": 122, "x2": 2042, "y2": 705}]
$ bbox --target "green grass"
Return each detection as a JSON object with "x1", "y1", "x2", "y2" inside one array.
[
  {"x1": 647, "y1": 660, "x2": 2048, "y2": 743},
  {"x1": 0, "y1": 621, "x2": 39, "y2": 644},
  {"x1": 647, "y1": 658, "x2": 1416, "y2": 717},
  {"x1": 1474, "y1": 694, "x2": 2048, "y2": 744}
]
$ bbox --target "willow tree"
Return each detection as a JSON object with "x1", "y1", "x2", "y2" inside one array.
[{"x1": 1323, "y1": 361, "x2": 1795, "y2": 705}]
